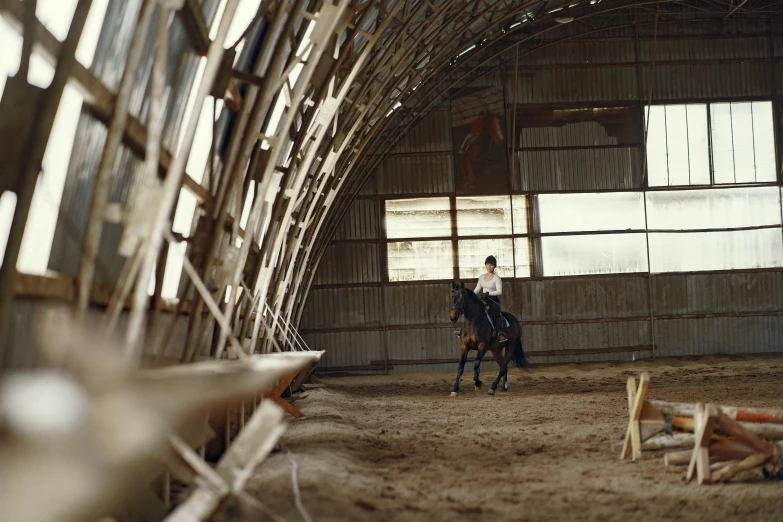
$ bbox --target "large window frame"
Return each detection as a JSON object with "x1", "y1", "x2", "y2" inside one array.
[
  {"x1": 645, "y1": 100, "x2": 777, "y2": 187},
  {"x1": 376, "y1": 98, "x2": 782, "y2": 283}
]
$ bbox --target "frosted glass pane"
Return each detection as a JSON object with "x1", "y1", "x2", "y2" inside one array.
[
  {"x1": 385, "y1": 198, "x2": 451, "y2": 239},
  {"x1": 456, "y1": 196, "x2": 512, "y2": 236},
  {"x1": 538, "y1": 192, "x2": 646, "y2": 233},
  {"x1": 541, "y1": 233, "x2": 648, "y2": 276},
  {"x1": 665, "y1": 105, "x2": 690, "y2": 186},
  {"x1": 752, "y1": 102, "x2": 776, "y2": 183},
  {"x1": 686, "y1": 104, "x2": 710, "y2": 185},
  {"x1": 645, "y1": 105, "x2": 669, "y2": 187},
  {"x1": 711, "y1": 103, "x2": 736, "y2": 184},
  {"x1": 646, "y1": 187, "x2": 780, "y2": 229},
  {"x1": 731, "y1": 102, "x2": 756, "y2": 184},
  {"x1": 649, "y1": 229, "x2": 783, "y2": 272},
  {"x1": 458, "y1": 239, "x2": 514, "y2": 279},
  {"x1": 511, "y1": 195, "x2": 528, "y2": 234},
  {"x1": 387, "y1": 240, "x2": 453, "y2": 281},
  {"x1": 513, "y1": 238, "x2": 531, "y2": 278}
]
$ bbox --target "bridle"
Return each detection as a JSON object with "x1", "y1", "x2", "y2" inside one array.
[{"x1": 450, "y1": 288, "x2": 466, "y2": 321}]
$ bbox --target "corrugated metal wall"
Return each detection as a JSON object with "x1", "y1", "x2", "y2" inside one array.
[{"x1": 301, "y1": 23, "x2": 783, "y2": 373}]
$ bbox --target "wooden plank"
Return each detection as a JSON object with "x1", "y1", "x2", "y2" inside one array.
[
  {"x1": 621, "y1": 372, "x2": 649, "y2": 460},
  {"x1": 649, "y1": 400, "x2": 783, "y2": 425},
  {"x1": 686, "y1": 403, "x2": 717, "y2": 485},
  {"x1": 164, "y1": 401, "x2": 286, "y2": 522},
  {"x1": 178, "y1": 0, "x2": 211, "y2": 55},
  {"x1": 711, "y1": 452, "x2": 772, "y2": 483}
]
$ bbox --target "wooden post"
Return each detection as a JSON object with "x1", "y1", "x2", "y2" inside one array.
[
  {"x1": 126, "y1": 0, "x2": 241, "y2": 358},
  {"x1": 75, "y1": 0, "x2": 156, "y2": 321},
  {"x1": 621, "y1": 371, "x2": 649, "y2": 460},
  {"x1": 0, "y1": 0, "x2": 94, "y2": 365}
]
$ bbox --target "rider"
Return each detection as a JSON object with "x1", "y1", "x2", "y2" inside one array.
[{"x1": 473, "y1": 255, "x2": 506, "y2": 341}]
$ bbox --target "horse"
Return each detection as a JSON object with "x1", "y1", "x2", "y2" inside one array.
[
  {"x1": 448, "y1": 281, "x2": 530, "y2": 397},
  {"x1": 460, "y1": 111, "x2": 504, "y2": 191}
]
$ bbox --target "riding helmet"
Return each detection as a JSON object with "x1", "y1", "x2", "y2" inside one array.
[{"x1": 484, "y1": 255, "x2": 497, "y2": 266}]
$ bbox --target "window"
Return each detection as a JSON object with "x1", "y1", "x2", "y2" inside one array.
[
  {"x1": 646, "y1": 186, "x2": 780, "y2": 230},
  {"x1": 536, "y1": 192, "x2": 648, "y2": 276},
  {"x1": 541, "y1": 234, "x2": 649, "y2": 277},
  {"x1": 710, "y1": 102, "x2": 776, "y2": 184},
  {"x1": 645, "y1": 104, "x2": 710, "y2": 186},
  {"x1": 648, "y1": 229, "x2": 783, "y2": 272},
  {"x1": 647, "y1": 186, "x2": 783, "y2": 272},
  {"x1": 385, "y1": 198, "x2": 451, "y2": 238},
  {"x1": 458, "y1": 238, "x2": 514, "y2": 279},
  {"x1": 455, "y1": 196, "x2": 512, "y2": 236},
  {"x1": 537, "y1": 192, "x2": 646, "y2": 232},
  {"x1": 511, "y1": 195, "x2": 528, "y2": 234},
  {"x1": 387, "y1": 240, "x2": 453, "y2": 281},
  {"x1": 646, "y1": 101, "x2": 776, "y2": 187}
]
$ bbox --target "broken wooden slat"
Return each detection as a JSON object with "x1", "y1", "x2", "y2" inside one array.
[
  {"x1": 163, "y1": 401, "x2": 287, "y2": 522},
  {"x1": 686, "y1": 403, "x2": 718, "y2": 485},
  {"x1": 621, "y1": 371, "x2": 649, "y2": 460}
]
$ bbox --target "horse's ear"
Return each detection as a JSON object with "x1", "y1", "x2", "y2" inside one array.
[
  {"x1": 459, "y1": 281, "x2": 465, "y2": 289},
  {"x1": 451, "y1": 281, "x2": 459, "y2": 291}
]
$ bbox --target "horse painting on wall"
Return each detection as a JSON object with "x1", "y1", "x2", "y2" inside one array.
[{"x1": 451, "y1": 85, "x2": 510, "y2": 195}]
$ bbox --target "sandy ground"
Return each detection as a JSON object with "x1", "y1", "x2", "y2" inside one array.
[{"x1": 237, "y1": 355, "x2": 783, "y2": 521}]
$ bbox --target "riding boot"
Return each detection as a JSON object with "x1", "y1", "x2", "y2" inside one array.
[{"x1": 496, "y1": 314, "x2": 507, "y2": 342}]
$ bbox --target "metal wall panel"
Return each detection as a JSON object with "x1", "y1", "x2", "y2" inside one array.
[
  {"x1": 333, "y1": 199, "x2": 379, "y2": 240},
  {"x1": 520, "y1": 121, "x2": 622, "y2": 148},
  {"x1": 516, "y1": 147, "x2": 642, "y2": 192},
  {"x1": 639, "y1": 63, "x2": 772, "y2": 100},
  {"x1": 513, "y1": 66, "x2": 638, "y2": 104},
  {"x1": 304, "y1": 330, "x2": 384, "y2": 368},
  {"x1": 638, "y1": 37, "x2": 769, "y2": 62},
  {"x1": 377, "y1": 154, "x2": 454, "y2": 195},
  {"x1": 2, "y1": 299, "x2": 202, "y2": 370},
  {"x1": 652, "y1": 272, "x2": 783, "y2": 316},
  {"x1": 655, "y1": 316, "x2": 783, "y2": 357},
  {"x1": 301, "y1": 287, "x2": 382, "y2": 330},
  {"x1": 513, "y1": 277, "x2": 650, "y2": 322},
  {"x1": 521, "y1": 40, "x2": 636, "y2": 65},
  {"x1": 358, "y1": 172, "x2": 378, "y2": 196},
  {"x1": 523, "y1": 320, "x2": 651, "y2": 361},
  {"x1": 385, "y1": 327, "x2": 459, "y2": 364},
  {"x1": 390, "y1": 109, "x2": 452, "y2": 154},
  {"x1": 383, "y1": 283, "x2": 451, "y2": 325},
  {"x1": 313, "y1": 243, "x2": 380, "y2": 285}
]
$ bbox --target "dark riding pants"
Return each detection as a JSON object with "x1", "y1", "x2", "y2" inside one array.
[{"x1": 483, "y1": 296, "x2": 503, "y2": 331}]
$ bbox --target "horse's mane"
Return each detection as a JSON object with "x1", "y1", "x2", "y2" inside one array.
[{"x1": 459, "y1": 286, "x2": 487, "y2": 318}]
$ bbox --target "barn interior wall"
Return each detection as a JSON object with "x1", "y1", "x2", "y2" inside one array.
[
  {"x1": 2, "y1": 297, "x2": 212, "y2": 369},
  {"x1": 302, "y1": 28, "x2": 783, "y2": 374}
]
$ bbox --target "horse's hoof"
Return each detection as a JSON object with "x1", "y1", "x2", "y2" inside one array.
[
  {"x1": 488, "y1": 389, "x2": 496, "y2": 396},
  {"x1": 474, "y1": 386, "x2": 481, "y2": 391},
  {"x1": 450, "y1": 392, "x2": 458, "y2": 397}
]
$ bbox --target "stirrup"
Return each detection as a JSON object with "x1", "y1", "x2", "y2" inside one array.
[{"x1": 498, "y1": 331, "x2": 507, "y2": 342}]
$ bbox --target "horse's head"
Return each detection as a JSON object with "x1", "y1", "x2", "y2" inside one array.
[
  {"x1": 449, "y1": 281, "x2": 466, "y2": 322},
  {"x1": 484, "y1": 111, "x2": 503, "y2": 143}
]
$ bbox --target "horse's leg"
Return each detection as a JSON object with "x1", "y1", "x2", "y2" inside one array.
[
  {"x1": 488, "y1": 348, "x2": 504, "y2": 396},
  {"x1": 451, "y1": 346, "x2": 469, "y2": 397},
  {"x1": 473, "y1": 342, "x2": 489, "y2": 390}
]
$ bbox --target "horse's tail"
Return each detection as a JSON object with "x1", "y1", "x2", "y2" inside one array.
[{"x1": 511, "y1": 318, "x2": 531, "y2": 370}]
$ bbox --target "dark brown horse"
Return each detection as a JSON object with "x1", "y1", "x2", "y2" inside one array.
[{"x1": 448, "y1": 281, "x2": 530, "y2": 396}]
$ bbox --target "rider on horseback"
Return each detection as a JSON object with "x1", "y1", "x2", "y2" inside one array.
[{"x1": 473, "y1": 255, "x2": 506, "y2": 342}]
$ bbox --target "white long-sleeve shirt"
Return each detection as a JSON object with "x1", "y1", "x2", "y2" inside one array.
[{"x1": 474, "y1": 273, "x2": 502, "y2": 297}]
